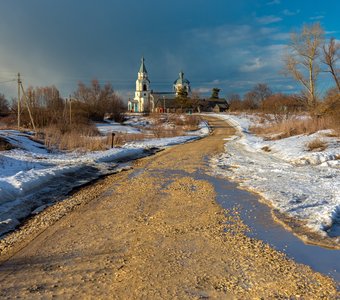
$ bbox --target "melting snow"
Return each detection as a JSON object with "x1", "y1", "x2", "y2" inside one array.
[
  {"x1": 0, "y1": 121, "x2": 209, "y2": 236},
  {"x1": 209, "y1": 113, "x2": 340, "y2": 241}
]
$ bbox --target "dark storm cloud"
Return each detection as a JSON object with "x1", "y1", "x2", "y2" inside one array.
[{"x1": 0, "y1": 0, "x2": 339, "y2": 99}]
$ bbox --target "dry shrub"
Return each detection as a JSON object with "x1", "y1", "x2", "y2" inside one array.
[
  {"x1": 0, "y1": 114, "x2": 17, "y2": 128},
  {"x1": 167, "y1": 114, "x2": 200, "y2": 131},
  {"x1": 315, "y1": 91, "x2": 340, "y2": 135},
  {"x1": 146, "y1": 113, "x2": 200, "y2": 136},
  {"x1": 41, "y1": 123, "x2": 108, "y2": 151},
  {"x1": 152, "y1": 127, "x2": 184, "y2": 138},
  {"x1": 306, "y1": 138, "x2": 327, "y2": 151},
  {"x1": 261, "y1": 146, "x2": 271, "y2": 152},
  {"x1": 109, "y1": 133, "x2": 149, "y2": 146},
  {"x1": 0, "y1": 137, "x2": 14, "y2": 151},
  {"x1": 262, "y1": 94, "x2": 306, "y2": 114},
  {"x1": 250, "y1": 116, "x2": 336, "y2": 139}
]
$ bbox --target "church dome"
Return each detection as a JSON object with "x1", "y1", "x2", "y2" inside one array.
[{"x1": 173, "y1": 71, "x2": 190, "y2": 85}]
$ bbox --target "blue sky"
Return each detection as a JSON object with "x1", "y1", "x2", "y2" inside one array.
[{"x1": 0, "y1": 0, "x2": 339, "y2": 101}]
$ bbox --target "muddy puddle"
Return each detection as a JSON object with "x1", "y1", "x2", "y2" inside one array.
[
  {"x1": 149, "y1": 167, "x2": 339, "y2": 281},
  {"x1": 197, "y1": 171, "x2": 339, "y2": 282}
]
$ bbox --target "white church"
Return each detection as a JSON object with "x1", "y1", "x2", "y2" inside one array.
[{"x1": 128, "y1": 57, "x2": 191, "y2": 113}]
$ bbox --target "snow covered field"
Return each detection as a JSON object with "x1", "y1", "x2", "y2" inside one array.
[
  {"x1": 209, "y1": 113, "x2": 340, "y2": 242},
  {"x1": 0, "y1": 121, "x2": 209, "y2": 236}
]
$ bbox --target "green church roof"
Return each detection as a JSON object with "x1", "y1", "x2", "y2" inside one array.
[
  {"x1": 173, "y1": 71, "x2": 190, "y2": 85},
  {"x1": 139, "y1": 57, "x2": 148, "y2": 73}
]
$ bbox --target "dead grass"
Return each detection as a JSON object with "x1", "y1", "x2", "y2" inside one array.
[
  {"x1": 261, "y1": 146, "x2": 271, "y2": 152},
  {"x1": 150, "y1": 113, "x2": 199, "y2": 128},
  {"x1": 306, "y1": 138, "x2": 328, "y2": 151},
  {"x1": 110, "y1": 133, "x2": 149, "y2": 146},
  {"x1": 32, "y1": 113, "x2": 201, "y2": 151},
  {"x1": 151, "y1": 127, "x2": 185, "y2": 138},
  {"x1": 41, "y1": 123, "x2": 108, "y2": 151},
  {"x1": 250, "y1": 116, "x2": 339, "y2": 140},
  {"x1": 0, "y1": 137, "x2": 14, "y2": 151}
]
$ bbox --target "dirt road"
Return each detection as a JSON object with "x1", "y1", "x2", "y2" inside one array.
[{"x1": 0, "y1": 117, "x2": 337, "y2": 299}]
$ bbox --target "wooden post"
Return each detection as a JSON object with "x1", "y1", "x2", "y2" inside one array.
[
  {"x1": 20, "y1": 83, "x2": 36, "y2": 131},
  {"x1": 69, "y1": 98, "x2": 72, "y2": 125},
  {"x1": 17, "y1": 73, "x2": 21, "y2": 129},
  {"x1": 111, "y1": 132, "x2": 115, "y2": 148},
  {"x1": 163, "y1": 96, "x2": 165, "y2": 113}
]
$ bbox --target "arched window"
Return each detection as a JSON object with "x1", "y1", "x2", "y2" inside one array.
[{"x1": 143, "y1": 84, "x2": 147, "y2": 91}]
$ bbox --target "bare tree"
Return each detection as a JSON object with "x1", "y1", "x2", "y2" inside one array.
[
  {"x1": 74, "y1": 79, "x2": 124, "y2": 121},
  {"x1": 0, "y1": 93, "x2": 9, "y2": 116},
  {"x1": 251, "y1": 83, "x2": 272, "y2": 110},
  {"x1": 243, "y1": 91, "x2": 259, "y2": 110},
  {"x1": 284, "y1": 23, "x2": 324, "y2": 109},
  {"x1": 323, "y1": 37, "x2": 340, "y2": 93},
  {"x1": 23, "y1": 86, "x2": 64, "y2": 127},
  {"x1": 227, "y1": 93, "x2": 242, "y2": 111}
]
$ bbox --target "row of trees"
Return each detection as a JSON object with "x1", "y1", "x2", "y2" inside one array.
[
  {"x1": 227, "y1": 83, "x2": 307, "y2": 114},
  {"x1": 1, "y1": 79, "x2": 125, "y2": 129},
  {"x1": 226, "y1": 22, "x2": 339, "y2": 126},
  {"x1": 0, "y1": 94, "x2": 9, "y2": 116}
]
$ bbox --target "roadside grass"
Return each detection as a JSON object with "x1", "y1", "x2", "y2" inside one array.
[
  {"x1": 250, "y1": 115, "x2": 339, "y2": 140},
  {"x1": 33, "y1": 113, "x2": 200, "y2": 151},
  {"x1": 40, "y1": 123, "x2": 108, "y2": 151},
  {"x1": 0, "y1": 137, "x2": 14, "y2": 151},
  {"x1": 111, "y1": 132, "x2": 149, "y2": 146},
  {"x1": 149, "y1": 113, "x2": 200, "y2": 129},
  {"x1": 306, "y1": 138, "x2": 328, "y2": 151}
]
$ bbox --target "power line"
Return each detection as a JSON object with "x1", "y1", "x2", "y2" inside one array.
[{"x1": 0, "y1": 79, "x2": 16, "y2": 84}]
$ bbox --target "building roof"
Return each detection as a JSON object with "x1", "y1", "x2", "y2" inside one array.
[
  {"x1": 173, "y1": 71, "x2": 190, "y2": 85},
  {"x1": 154, "y1": 98, "x2": 178, "y2": 108},
  {"x1": 214, "y1": 103, "x2": 228, "y2": 109},
  {"x1": 139, "y1": 57, "x2": 147, "y2": 73},
  {"x1": 151, "y1": 92, "x2": 176, "y2": 97}
]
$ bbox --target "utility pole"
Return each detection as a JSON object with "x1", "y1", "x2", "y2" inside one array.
[
  {"x1": 69, "y1": 96, "x2": 72, "y2": 125},
  {"x1": 17, "y1": 76, "x2": 36, "y2": 132},
  {"x1": 20, "y1": 83, "x2": 36, "y2": 132},
  {"x1": 163, "y1": 96, "x2": 165, "y2": 113},
  {"x1": 17, "y1": 73, "x2": 21, "y2": 129}
]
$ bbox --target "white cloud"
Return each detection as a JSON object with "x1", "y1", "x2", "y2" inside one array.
[
  {"x1": 193, "y1": 87, "x2": 211, "y2": 94},
  {"x1": 271, "y1": 32, "x2": 290, "y2": 41},
  {"x1": 240, "y1": 57, "x2": 265, "y2": 72},
  {"x1": 283, "y1": 9, "x2": 300, "y2": 16},
  {"x1": 310, "y1": 15, "x2": 324, "y2": 20},
  {"x1": 267, "y1": 0, "x2": 280, "y2": 5},
  {"x1": 183, "y1": 25, "x2": 291, "y2": 94},
  {"x1": 256, "y1": 15, "x2": 283, "y2": 25}
]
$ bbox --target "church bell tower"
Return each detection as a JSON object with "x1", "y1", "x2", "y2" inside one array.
[{"x1": 133, "y1": 57, "x2": 151, "y2": 112}]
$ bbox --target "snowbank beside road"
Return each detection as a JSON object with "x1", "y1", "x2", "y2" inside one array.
[
  {"x1": 0, "y1": 122, "x2": 209, "y2": 236},
  {"x1": 209, "y1": 113, "x2": 340, "y2": 242},
  {"x1": 96, "y1": 121, "x2": 142, "y2": 135}
]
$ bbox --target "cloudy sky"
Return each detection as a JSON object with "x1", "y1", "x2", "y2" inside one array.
[{"x1": 0, "y1": 0, "x2": 339, "y2": 101}]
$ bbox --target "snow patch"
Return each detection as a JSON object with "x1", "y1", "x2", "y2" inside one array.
[
  {"x1": 0, "y1": 121, "x2": 210, "y2": 236},
  {"x1": 209, "y1": 113, "x2": 340, "y2": 240}
]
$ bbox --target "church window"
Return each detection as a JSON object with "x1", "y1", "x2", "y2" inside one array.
[{"x1": 143, "y1": 84, "x2": 147, "y2": 91}]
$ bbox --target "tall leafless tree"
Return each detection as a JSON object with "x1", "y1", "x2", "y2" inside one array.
[
  {"x1": 284, "y1": 23, "x2": 324, "y2": 109},
  {"x1": 252, "y1": 83, "x2": 272, "y2": 109},
  {"x1": 24, "y1": 86, "x2": 64, "y2": 127},
  {"x1": 323, "y1": 37, "x2": 340, "y2": 93},
  {"x1": 74, "y1": 79, "x2": 124, "y2": 121},
  {"x1": 0, "y1": 93, "x2": 9, "y2": 116}
]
